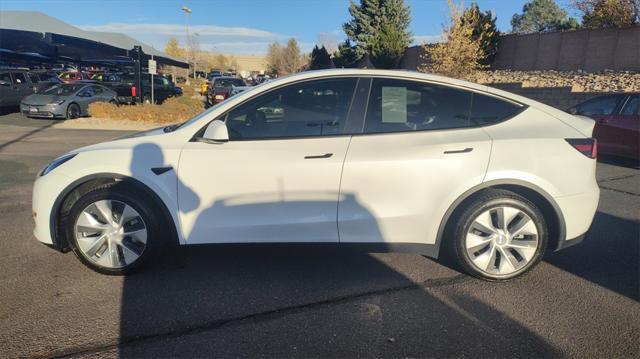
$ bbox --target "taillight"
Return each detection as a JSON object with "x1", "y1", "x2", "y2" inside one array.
[
  {"x1": 566, "y1": 138, "x2": 597, "y2": 159},
  {"x1": 131, "y1": 86, "x2": 137, "y2": 97}
]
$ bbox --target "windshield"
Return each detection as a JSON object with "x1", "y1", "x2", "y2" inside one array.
[
  {"x1": 214, "y1": 78, "x2": 245, "y2": 88},
  {"x1": 43, "y1": 84, "x2": 84, "y2": 95}
]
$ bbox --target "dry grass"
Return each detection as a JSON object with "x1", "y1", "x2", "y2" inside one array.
[{"x1": 88, "y1": 81, "x2": 205, "y2": 124}]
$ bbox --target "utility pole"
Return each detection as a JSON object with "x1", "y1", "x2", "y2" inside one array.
[{"x1": 181, "y1": 6, "x2": 192, "y2": 85}]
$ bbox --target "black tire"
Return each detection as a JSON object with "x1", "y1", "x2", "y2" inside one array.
[
  {"x1": 64, "y1": 183, "x2": 165, "y2": 275},
  {"x1": 66, "y1": 103, "x2": 80, "y2": 119},
  {"x1": 447, "y1": 189, "x2": 548, "y2": 281}
]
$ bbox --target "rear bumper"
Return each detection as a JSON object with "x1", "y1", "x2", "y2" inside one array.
[
  {"x1": 553, "y1": 183, "x2": 599, "y2": 250},
  {"x1": 555, "y1": 234, "x2": 585, "y2": 251}
]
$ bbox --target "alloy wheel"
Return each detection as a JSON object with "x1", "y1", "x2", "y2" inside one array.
[
  {"x1": 74, "y1": 199, "x2": 147, "y2": 269},
  {"x1": 465, "y1": 206, "x2": 539, "y2": 276}
]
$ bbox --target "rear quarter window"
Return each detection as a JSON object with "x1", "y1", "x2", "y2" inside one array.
[{"x1": 470, "y1": 93, "x2": 524, "y2": 125}]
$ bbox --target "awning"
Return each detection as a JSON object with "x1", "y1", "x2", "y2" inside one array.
[{"x1": 0, "y1": 11, "x2": 188, "y2": 68}]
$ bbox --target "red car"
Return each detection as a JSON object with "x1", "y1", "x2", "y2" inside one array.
[
  {"x1": 570, "y1": 93, "x2": 639, "y2": 160},
  {"x1": 205, "y1": 77, "x2": 248, "y2": 107}
]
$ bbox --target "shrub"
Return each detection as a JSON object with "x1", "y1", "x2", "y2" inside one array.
[{"x1": 88, "y1": 95, "x2": 203, "y2": 124}]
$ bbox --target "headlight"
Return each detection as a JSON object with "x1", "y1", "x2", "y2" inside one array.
[
  {"x1": 214, "y1": 94, "x2": 225, "y2": 100},
  {"x1": 53, "y1": 99, "x2": 65, "y2": 105},
  {"x1": 39, "y1": 153, "x2": 77, "y2": 176}
]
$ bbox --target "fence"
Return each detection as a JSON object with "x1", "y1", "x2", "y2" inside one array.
[{"x1": 492, "y1": 26, "x2": 640, "y2": 72}]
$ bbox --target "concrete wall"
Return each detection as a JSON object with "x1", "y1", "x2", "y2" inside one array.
[{"x1": 493, "y1": 26, "x2": 640, "y2": 72}]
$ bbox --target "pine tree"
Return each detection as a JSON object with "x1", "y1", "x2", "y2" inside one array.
[
  {"x1": 343, "y1": 0, "x2": 412, "y2": 68},
  {"x1": 332, "y1": 40, "x2": 359, "y2": 68},
  {"x1": 309, "y1": 46, "x2": 333, "y2": 70}
]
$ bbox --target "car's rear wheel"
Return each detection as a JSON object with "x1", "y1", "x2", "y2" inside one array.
[
  {"x1": 66, "y1": 103, "x2": 80, "y2": 119},
  {"x1": 65, "y1": 183, "x2": 163, "y2": 275},
  {"x1": 450, "y1": 189, "x2": 547, "y2": 281}
]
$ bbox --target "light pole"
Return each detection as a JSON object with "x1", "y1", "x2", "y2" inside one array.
[{"x1": 181, "y1": 5, "x2": 192, "y2": 85}]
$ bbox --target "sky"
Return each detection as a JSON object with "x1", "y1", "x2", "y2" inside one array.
[{"x1": 0, "y1": 0, "x2": 579, "y2": 55}]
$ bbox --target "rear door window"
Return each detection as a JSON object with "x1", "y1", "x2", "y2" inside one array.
[
  {"x1": 28, "y1": 73, "x2": 40, "y2": 83},
  {"x1": 364, "y1": 78, "x2": 472, "y2": 134},
  {"x1": 470, "y1": 93, "x2": 524, "y2": 125}
]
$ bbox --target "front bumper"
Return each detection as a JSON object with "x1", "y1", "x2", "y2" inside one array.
[
  {"x1": 32, "y1": 170, "x2": 71, "y2": 250},
  {"x1": 20, "y1": 103, "x2": 65, "y2": 118}
]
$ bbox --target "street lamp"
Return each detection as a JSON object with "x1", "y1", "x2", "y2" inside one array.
[{"x1": 181, "y1": 6, "x2": 192, "y2": 85}]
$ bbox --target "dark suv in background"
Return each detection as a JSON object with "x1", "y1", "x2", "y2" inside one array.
[{"x1": 0, "y1": 68, "x2": 62, "y2": 111}]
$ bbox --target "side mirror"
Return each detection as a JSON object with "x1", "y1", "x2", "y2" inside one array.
[
  {"x1": 0, "y1": 80, "x2": 10, "y2": 86},
  {"x1": 568, "y1": 107, "x2": 577, "y2": 115},
  {"x1": 202, "y1": 120, "x2": 229, "y2": 142}
]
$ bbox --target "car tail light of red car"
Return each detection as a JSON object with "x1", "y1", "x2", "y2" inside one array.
[
  {"x1": 566, "y1": 138, "x2": 597, "y2": 159},
  {"x1": 131, "y1": 86, "x2": 137, "y2": 98}
]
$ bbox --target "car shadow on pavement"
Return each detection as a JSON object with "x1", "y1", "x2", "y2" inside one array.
[
  {"x1": 545, "y1": 211, "x2": 640, "y2": 301},
  {"x1": 117, "y1": 246, "x2": 562, "y2": 357},
  {"x1": 114, "y1": 142, "x2": 562, "y2": 357}
]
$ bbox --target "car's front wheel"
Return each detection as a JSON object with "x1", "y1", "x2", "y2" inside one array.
[
  {"x1": 450, "y1": 189, "x2": 548, "y2": 281},
  {"x1": 66, "y1": 103, "x2": 80, "y2": 119},
  {"x1": 65, "y1": 183, "x2": 162, "y2": 275}
]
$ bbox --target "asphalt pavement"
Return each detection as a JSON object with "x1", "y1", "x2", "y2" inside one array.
[{"x1": 0, "y1": 112, "x2": 638, "y2": 358}]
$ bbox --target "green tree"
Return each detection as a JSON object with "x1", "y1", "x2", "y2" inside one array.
[
  {"x1": 370, "y1": 22, "x2": 407, "y2": 69},
  {"x1": 461, "y1": 3, "x2": 499, "y2": 65},
  {"x1": 511, "y1": 0, "x2": 580, "y2": 33},
  {"x1": 575, "y1": 0, "x2": 640, "y2": 28},
  {"x1": 343, "y1": 0, "x2": 412, "y2": 67},
  {"x1": 309, "y1": 45, "x2": 333, "y2": 70},
  {"x1": 332, "y1": 40, "x2": 359, "y2": 68}
]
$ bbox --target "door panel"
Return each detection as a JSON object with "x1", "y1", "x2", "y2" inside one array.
[
  {"x1": 178, "y1": 137, "x2": 351, "y2": 244},
  {"x1": 338, "y1": 129, "x2": 491, "y2": 245},
  {"x1": 338, "y1": 78, "x2": 495, "y2": 245},
  {"x1": 178, "y1": 77, "x2": 359, "y2": 244}
]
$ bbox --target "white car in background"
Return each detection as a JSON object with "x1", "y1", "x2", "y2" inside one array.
[{"x1": 32, "y1": 69, "x2": 599, "y2": 280}]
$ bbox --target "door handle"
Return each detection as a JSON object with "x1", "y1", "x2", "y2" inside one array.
[
  {"x1": 304, "y1": 153, "x2": 333, "y2": 159},
  {"x1": 444, "y1": 148, "x2": 473, "y2": 154}
]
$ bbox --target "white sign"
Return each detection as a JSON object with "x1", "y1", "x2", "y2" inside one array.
[
  {"x1": 382, "y1": 86, "x2": 407, "y2": 123},
  {"x1": 148, "y1": 59, "x2": 157, "y2": 75}
]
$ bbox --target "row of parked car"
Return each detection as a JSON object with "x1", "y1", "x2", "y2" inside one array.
[{"x1": 0, "y1": 68, "x2": 182, "y2": 119}]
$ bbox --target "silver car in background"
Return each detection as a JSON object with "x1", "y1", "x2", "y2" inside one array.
[{"x1": 20, "y1": 83, "x2": 117, "y2": 119}]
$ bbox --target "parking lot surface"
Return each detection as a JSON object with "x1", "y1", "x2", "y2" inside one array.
[{"x1": 0, "y1": 113, "x2": 638, "y2": 358}]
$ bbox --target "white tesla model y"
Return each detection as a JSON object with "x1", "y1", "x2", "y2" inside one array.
[{"x1": 32, "y1": 69, "x2": 599, "y2": 280}]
